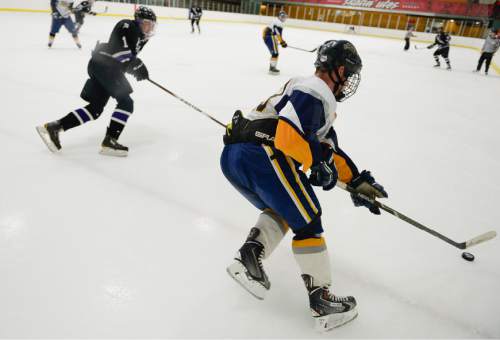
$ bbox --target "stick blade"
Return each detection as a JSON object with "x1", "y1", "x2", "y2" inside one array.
[{"x1": 465, "y1": 230, "x2": 497, "y2": 249}]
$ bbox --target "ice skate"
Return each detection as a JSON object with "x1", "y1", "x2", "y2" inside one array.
[
  {"x1": 433, "y1": 63, "x2": 441, "y2": 68},
  {"x1": 485, "y1": 71, "x2": 488, "y2": 76},
  {"x1": 36, "y1": 121, "x2": 62, "y2": 152},
  {"x1": 302, "y1": 274, "x2": 358, "y2": 332},
  {"x1": 100, "y1": 135, "x2": 128, "y2": 157},
  {"x1": 446, "y1": 65, "x2": 451, "y2": 70},
  {"x1": 268, "y1": 65, "x2": 280, "y2": 75},
  {"x1": 227, "y1": 228, "x2": 270, "y2": 300}
]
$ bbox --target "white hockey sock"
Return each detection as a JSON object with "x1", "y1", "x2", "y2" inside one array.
[
  {"x1": 270, "y1": 57, "x2": 278, "y2": 68},
  {"x1": 292, "y1": 236, "x2": 332, "y2": 287},
  {"x1": 254, "y1": 209, "x2": 288, "y2": 259}
]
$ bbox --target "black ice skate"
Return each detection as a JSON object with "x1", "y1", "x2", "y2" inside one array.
[
  {"x1": 302, "y1": 274, "x2": 358, "y2": 332},
  {"x1": 100, "y1": 135, "x2": 129, "y2": 157},
  {"x1": 36, "y1": 121, "x2": 62, "y2": 152},
  {"x1": 227, "y1": 227, "x2": 270, "y2": 300},
  {"x1": 446, "y1": 65, "x2": 451, "y2": 70},
  {"x1": 269, "y1": 66, "x2": 280, "y2": 75},
  {"x1": 433, "y1": 63, "x2": 441, "y2": 68}
]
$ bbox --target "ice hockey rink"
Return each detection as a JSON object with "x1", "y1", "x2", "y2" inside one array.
[{"x1": 1, "y1": 4, "x2": 500, "y2": 338}]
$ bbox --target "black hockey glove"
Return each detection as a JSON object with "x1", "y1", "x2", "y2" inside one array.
[
  {"x1": 127, "y1": 58, "x2": 149, "y2": 81},
  {"x1": 349, "y1": 170, "x2": 388, "y2": 215},
  {"x1": 309, "y1": 161, "x2": 338, "y2": 191},
  {"x1": 281, "y1": 41, "x2": 288, "y2": 48}
]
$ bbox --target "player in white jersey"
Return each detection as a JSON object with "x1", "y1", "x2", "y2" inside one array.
[
  {"x1": 49, "y1": 0, "x2": 81, "y2": 48},
  {"x1": 221, "y1": 40, "x2": 388, "y2": 331},
  {"x1": 263, "y1": 10, "x2": 288, "y2": 74}
]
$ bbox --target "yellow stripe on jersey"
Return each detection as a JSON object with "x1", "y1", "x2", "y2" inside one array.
[
  {"x1": 333, "y1": 153, "x2": 355, "y2": 183},
  {"x1": 275, "y1": 119, "x2": 313, "y2": 172},
  {"x1": 263, "y1": 145, "x2": 312, "y2": 224},
  {"x1": 285, "y1": 156, "x2": 318, "y2": 215}
]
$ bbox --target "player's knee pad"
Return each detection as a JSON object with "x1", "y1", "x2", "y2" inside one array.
[
  {"x1": 84, "y1": 102, "x2": 105, "y2": 120},
  {"x1": 116, "y1": 95, "x2": 134, "y2": 114},
  {"x1": 292, "y1": 235, "x2": 332, "y2": 287},
  {"x1": 254, "y1": 209, "x2": 289, "y2": 259}
]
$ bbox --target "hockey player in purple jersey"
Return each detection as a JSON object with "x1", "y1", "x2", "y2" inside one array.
[
  {"x1": 427, "y1": 27, "x2": 451, "y2": 70},
  {"x1": 37, "y1": 6, "x2": 156, "y2": 157},
  {"x1": 49, "y1": 0, "x2": 81, "y2": 48}
]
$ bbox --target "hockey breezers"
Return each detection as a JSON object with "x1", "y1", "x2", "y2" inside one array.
[
  {"x1": 148, "y1": 79, "x2": 226, "y2": 128},
  {"x1": 336, "y1": 181, "x2": 496, "y2": 250}
]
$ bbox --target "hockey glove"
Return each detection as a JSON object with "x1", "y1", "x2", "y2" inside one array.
[
  {"x1": 127, "y1": 58, "x2": 149, "y2": 81},
  {"x1": 281, "y1": 41, "x2": 288, "y2": 48},
  {"x1": 349, "y1": 170, "x2": 388, "y2": 215},
  {"x1": 309, "y1": 161, "x2": 338, "y2": 191}
]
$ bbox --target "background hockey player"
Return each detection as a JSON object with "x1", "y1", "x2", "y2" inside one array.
[
  {"x1": 188, "y1": 4, "x2": 202, "y2": 34},
  {"x1": 427, "y1": 27, "x2": 451, "y2": 69},
  {"x1": 73, "y1": 0, "x2": 97, "y2": 34},
  {"x1": 221, "y1": 40, "x2": 388, "y2": 331},
  {"x1": 404, "y1": 26, "x2": 416, "y2": 51},
  {"x1": 263, "y1": 10, "x2": 288, "y2": 75},
  {"x1": 36, "y1": 6, "x2": 157, "y2": 157},
  {"x1": 474, "y1": 29, "x2": 500, "y2": 75},
  {"x1": 49, "y1": 0, "x2": 81, "y2": 48}
]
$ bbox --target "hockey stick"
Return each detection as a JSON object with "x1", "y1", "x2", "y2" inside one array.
[
  {"x1": 288, "y1": 46, "x2": 318, "y2": 53},
  {"x1": 336, "y1": 181, "x2": 497, "y2": 250},
  {"x1": 414, "y1": 44, "x2": 428, "y2": 50},
  {"x1": 148, "y1": 79, "x2": 226, "y2": 128}
]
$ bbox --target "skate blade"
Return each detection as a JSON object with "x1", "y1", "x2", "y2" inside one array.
[
  {"x1": 36, "y1": 126, "x2": 59, "y2": 153},
  {"x1": 226, "y1": 260, "x2": 267, "y2": 300},
  {"x1": 99, "y1": 147, "x2": 128, "y2": 157},
  {"x1": 268, "y1": 71, "x2": 280, "y2": 76},
  {"x1": 314, "y1": 308, "x2": 358, "y2": 332}
]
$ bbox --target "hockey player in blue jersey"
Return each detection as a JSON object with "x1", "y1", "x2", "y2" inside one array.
[
  {"x1": 263, "y1": 10, "x2": 288, "y2": 74},
  {"x1": 49, "y1": 0, "x2": 81, "y2": 48},
  {"x1": 37, "y1": 6, "x2": 156, "y2": 157},
  {"x1": 222, "y1": 40, "x2": 388, "y2": 331}
]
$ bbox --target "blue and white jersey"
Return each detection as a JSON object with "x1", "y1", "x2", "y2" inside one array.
[
  {"x1": 246, "y1": 76, "x2": 336, "y2": 171},
  {"x1": 51, "y1": 0, "x2": 74, "y2": 18},
  {"x1": 264, "y1": 17, "x2": 284, "y2": 39}
]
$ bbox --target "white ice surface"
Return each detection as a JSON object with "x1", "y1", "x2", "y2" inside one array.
[{"x1": 1, "y1": 11, "x2": 500, "y2": 338}]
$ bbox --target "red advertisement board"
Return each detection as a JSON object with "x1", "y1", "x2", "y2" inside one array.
[{"x1": 282, "y1": 0, "x2": 492, "y2": 17}]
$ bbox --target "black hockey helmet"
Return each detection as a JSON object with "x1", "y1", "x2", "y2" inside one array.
[
  {"x1": 315, "y1": 40, "x2": 362, "y2": 102},
  {"x1": 134, "y1": 6, "x2": 157, "y2": 38}
]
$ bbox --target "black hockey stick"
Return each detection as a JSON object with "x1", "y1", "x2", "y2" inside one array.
[
  {"x1": 336, "y1": 181, "x2": 496, "y2": 250},
  {"x1": 288, "y1": 46, "x2": 318, "y2": 53},
  {"x1": 148, "y1": 79, "x2": 226, "y2": 128}
]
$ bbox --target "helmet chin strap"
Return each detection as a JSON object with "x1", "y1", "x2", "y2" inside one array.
[{"x1": 328, "y1": 67, "x2": 345, "y2": 99}]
